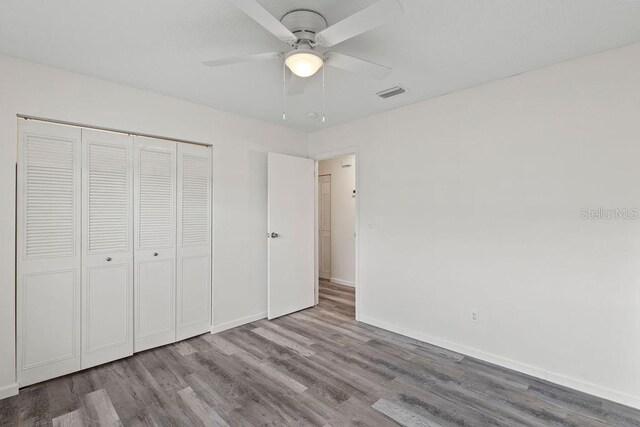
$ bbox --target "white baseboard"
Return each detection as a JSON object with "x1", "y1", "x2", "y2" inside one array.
[
  {"x1": 329, "y1": 277, "x2": 355, "y2": 287},
  {"x1": 210, "y1": 311, "x2": 267, "y2": 334},
  {"x1": 0, "y1": 383, "x2": 19, "y2": 400},
  {"x1": 360, "y1": 316, "x2": 640, "y2": 411}
]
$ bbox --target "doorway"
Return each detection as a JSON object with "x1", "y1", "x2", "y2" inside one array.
[{"x1": 316, "y1": 154, "x2": 357, "y2": 319}]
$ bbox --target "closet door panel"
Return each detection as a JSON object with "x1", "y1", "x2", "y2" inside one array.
[
  {"x1": 134, "y1": 137, "x2": 176, "y2": 352},
  {"x1": 81, "y1": 129, "x2": 134, "y2": 369},
  {"x1": 179, "y1": 255, "x2": 209, "y2": 327},
  {"x1": 85, "y1": 264, "x2": 130, "y2": 350},
  {"x1": 137, "y1": 259, "x2": 174, "y2": 344},
  {"x1": 17, "y1": 120, "x2": 82, "y2": 386},
  {"x1": 177, "y1": 144, "x2": 212, "y2": 340}
]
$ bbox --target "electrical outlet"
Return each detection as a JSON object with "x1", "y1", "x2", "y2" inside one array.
[{"x1": 471, "y1": 310, "x2": 480, "y2": 324}]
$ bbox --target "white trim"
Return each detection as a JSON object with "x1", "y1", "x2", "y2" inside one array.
[
  {"x1": 311, "y1": 146, "x2": 360, "y2": 320},
  {"x1": 329, "y1": 278, "x2": 355, "y2": 287},
  {"x1": 0, "y1": 383, "x2": 19, "y2": 400},
  {"x1": 314, "y1": 161, "x2": 319, "y2": 306},
  {"x1": 209, "y1": 144, "x2": 215, "y2": 334},
  {"x1": 360, "y1": 316, "x2": 640, "y2": 410},
  {"x1": 210, "y1": 312, "x2": 266, "y2": 334}
]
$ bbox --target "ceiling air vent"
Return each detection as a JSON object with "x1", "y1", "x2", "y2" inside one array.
[{"x1": 377, "y1": 85, "x2": 406, "y2": 99}]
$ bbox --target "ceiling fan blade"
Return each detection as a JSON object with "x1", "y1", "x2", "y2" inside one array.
[
  {"x1": 286, "y1": 70, "x2": 308, "y2": 96},
  {"x1": 202, "y1": 52, "x2": 282, "y2": 67},
  {"x1": 325, "y1": 52, "x2": 392, "y2": 79},
  {"x1": 228, "y1": 0, "x2": 297, "y2": 44},
  {"x1": 315, "y1": 0, "x2": 403, "y2": 47}
]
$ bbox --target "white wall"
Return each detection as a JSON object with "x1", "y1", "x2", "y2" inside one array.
[
  {"x1": 319, "y1": 155, "x2": 356, "y2": 286},
  {"x1": 0, "y1": 55, "x2": 306, "y2": 398},
  {"x1": 309, "y1": 43, "x2": 640, "y2": 409}
]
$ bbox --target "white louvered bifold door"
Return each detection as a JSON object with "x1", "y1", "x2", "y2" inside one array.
[
  {"x1": 17, "y1": 120, "x2": 82, "y2": 386},
  {"x1": 176, "y1": 143, "x2": 212, "y2": 340},
  {"x1": 81, "y1": 129, "x2": 134, "y2": 369},
  {"x1": 134, "y1": 137, "x2": 177, "y2": 352}
]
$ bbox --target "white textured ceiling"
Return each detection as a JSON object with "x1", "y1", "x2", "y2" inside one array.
[{"x1": 2, "y1": 0, "x2": 640, "y2": 132}]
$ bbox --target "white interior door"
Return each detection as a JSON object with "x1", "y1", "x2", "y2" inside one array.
[
  {"x1": 81, "y1": 129, "x2": 134, "y2": 369},
  {"x1": 318, "y1": 175, "x2": 331, "y2": 280},
  {"x1": 17, "y1": 120, "x2": 82, "y2": 386},
  {"x1": 176, "y1": 143, "x2": 212, "y2": 340},
  {"x1": 267, "y1": 153, "x2": 315, "y2": 319},
  {"x1": 134, "y1": 137, "x2": 177, "y2": 352}
]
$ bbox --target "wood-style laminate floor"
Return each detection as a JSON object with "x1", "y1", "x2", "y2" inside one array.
[{"x1": 2, "y1": 280, "x2": 639, "y2": 426}]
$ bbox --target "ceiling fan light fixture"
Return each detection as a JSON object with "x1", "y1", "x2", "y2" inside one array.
[{"x1": 285, "y1": 50, "x2": 323, "y2": 78}]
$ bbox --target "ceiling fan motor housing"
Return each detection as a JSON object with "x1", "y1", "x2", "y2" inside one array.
[{"x1": 281, "y1": 10, "x2": 327, "y2": 45}]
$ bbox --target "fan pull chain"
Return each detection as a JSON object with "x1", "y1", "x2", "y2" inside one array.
[
  {"x1": 322, "y1": 64, "x2": 326, "y2": 123},
  {"x1": 282, "y1": 61, "x2": 286, "y2": 120}
]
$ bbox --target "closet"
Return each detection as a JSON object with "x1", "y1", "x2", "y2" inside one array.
[{"x1": 16, "y1": 119, "x2": 212, "y2": 386}]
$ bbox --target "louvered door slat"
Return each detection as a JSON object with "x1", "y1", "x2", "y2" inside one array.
[
  {"x1": 88, "y1": 142, "x2": 130, "y2": 254},
  {"x1": 180, "y1": 154, "x2": 210, "y2": 247},
  {"x1": 138, "y1": 148, "x2": 175, "y2": 249},
  {"x1": 24, "y1": 137, "x2": 76, "y2": 258}
]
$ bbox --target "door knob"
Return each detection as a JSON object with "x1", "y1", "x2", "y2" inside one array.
[
  {"x1": 154, "y1": 252, "x2": 159, "y2": 257},
  {"x1": 106, "y1": 257, "x2": 112, "y2": 262},
  {"x1": 270, "y1": 232, "x2": 279, "y2": 238}
]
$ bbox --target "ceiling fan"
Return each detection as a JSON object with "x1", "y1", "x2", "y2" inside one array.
[{"x1": 203, "y1": 0, "x2": 404, "y2": 96}]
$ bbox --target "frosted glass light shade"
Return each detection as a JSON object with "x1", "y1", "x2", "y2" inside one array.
[{"x1": 285, "y1": 51, "x2": 323, "y2": 78}]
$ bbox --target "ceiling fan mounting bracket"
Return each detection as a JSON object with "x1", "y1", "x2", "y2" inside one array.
[{"x1": 281, "y1": 10, "x2": 327, "y2": 45}]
